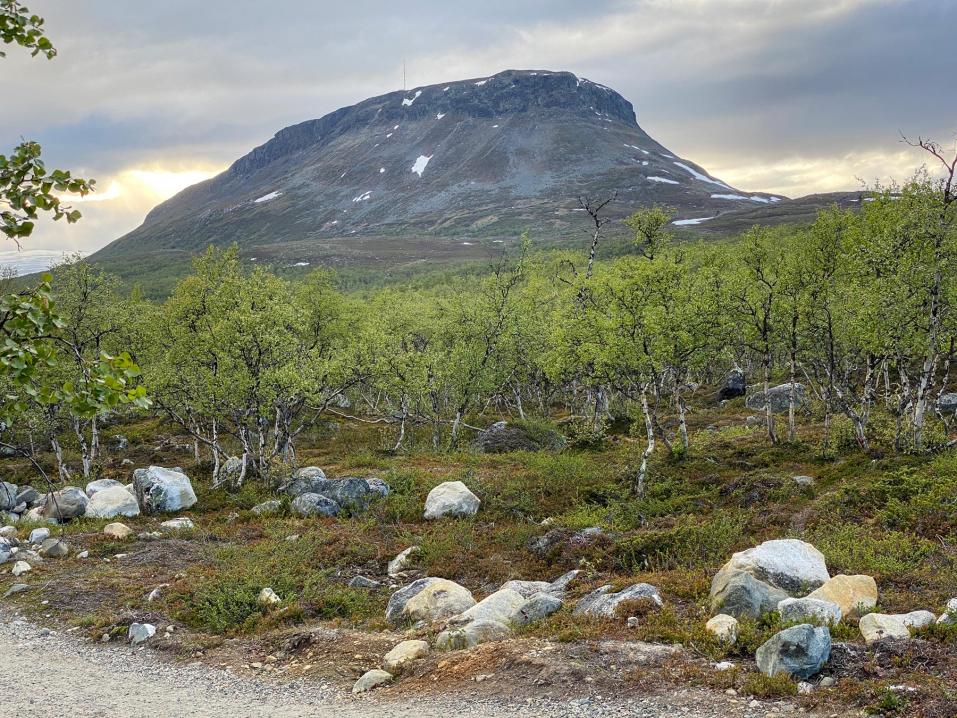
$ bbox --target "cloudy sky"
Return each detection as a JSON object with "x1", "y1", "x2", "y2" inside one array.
[{"x1": 1, "y1": 0, "x2": 955, "y2": 257}]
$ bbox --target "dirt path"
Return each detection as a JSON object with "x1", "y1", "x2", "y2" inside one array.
[{"x1": 0, "y1": 616, "x2": 816, "y2": 718}]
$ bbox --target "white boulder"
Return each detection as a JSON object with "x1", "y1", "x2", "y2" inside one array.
[
  {"x1": 133, "y1": 466, "x2": 197, "y2": 514},
  {"x1": 85, "y1": 486, "x2": 141, "y2": 519},
  {"x1": 423, "y1": 481, "x2": 480, "y2": 520}
]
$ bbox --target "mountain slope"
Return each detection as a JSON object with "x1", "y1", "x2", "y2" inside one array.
[{"x1": 89, "y1": 69, "x2": 787, "y2": 286}]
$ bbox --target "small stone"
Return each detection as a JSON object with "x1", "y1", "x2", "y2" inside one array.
[
  {"x1": 2, "y1": 583, "x2": 28, "y2": 598},
  {"x1": 128, "y1": 622, "x2": 156, "y2": 645},
  {"x1": 103, "y1": 522, "x2": 133, "y2": 539},
  {"x1": 0, "y1": 526, "x2": 16, "y2": 539},
  {"x1": 250, "y1": 499, "x2": 281, "y2": 515},
  {"x1": 423, "y1": 481, "x2": 480, "y2": 520},
  {"x1": 11, "y1": 560, "x2": 31, "y2": 576},
  {"x1": 382, "y1": 639, "x2": 430, "y2": 674},
  {"x1": 714, "y1": 661, "x2": 735, "y2": 671},
  {"x1": 706, "y1": 614, "x2": 739, "y2": 643},
  {"x1": 76, "y1": 550, "x2": 89, "y2": 559},
  {"x1": 348, "y1": 575, "x2": 381, "y2": 589},
  {"x1": 28, "y1": 527, "x2": 50, "y2": 545},
  {"x1": 388, "y1": 546, "x2": 420, "y2": 576},
  {"x1": 160, "y1": 517, "x2": 194, "y2": 532},
  {"x1": 819, "y1": 676, "x2": 836, "y2": 688},
  {"x1": 352, "y1": 669, "x2": 393, "y2": 694},
  {"x1": 626, "y1": 616, "x2": 640, "y2": 628},
  {"x1": 258, "y1": 587, "x2": 281, "y2": 606},
  {"x1": 38, "y1": 537, "x2": 70, "y2": 558},
  {"x1": 798, "y1": 681, "x2": 814, "y2": 695}
]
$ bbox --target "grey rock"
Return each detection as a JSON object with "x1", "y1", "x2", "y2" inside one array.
[
  {"x1": 938, "y1": 392, "x2": 957, "y2": 416},
  {"x1": 756, "y1": 624, "x2": 831, "y2": 679},
  {"x1": 133, "y1": 466, "x2": 197, "y2": 513},
  {"x1": 385, "y1": 577, "x2": 475, "y2": 627},
  {"x1": 85, "y1": 486, "x2": 141, "y2": 519},
  {"x1": 0, "y1": 482, "x2": 19, "y2": 511},
  {"x1": 436, "y1": 619, "x2": 513, "y2": 650},
  {"x1": 715, "y1": 539, "x2": 829, "y2": 595},
  {"x1": 128, "y1": 622, "x2": 156, "y2": 645},
  {"x1": 3, "y1": 583, "x2": 28, "y2": 598},
  {"x1": 778, "y1": 597, "x2": 842, "y2": 625},
  {"x1": 710, "y1": 570, "x2": 789, "y2": 620},
  {"x1": 250, "y1": 499, "x2": 282, "y2": 515},
  {"x1": 43, "y1": 487, "x2": 89, "y2": 520},
  {"x1": 39, "y1": 537, "x2": 70, "y2": 558},
  {"x1": 279, "y1": 466, "x2": 328, "y2": 497},
  {"x1": 160, "y1": 517, "x2": 194, "y2": 531},
  {"x1": 574, "y1": 583, "x2": 663, "y2": 619},
  {"x1": 717, "y1": 368, "x2": 747, "y2": 400},
  {"x1": 448, "y1": 588, "x2": 526, "y2": 627},
  {"x1": 473, "y1": 420, "x2": 564, "y2": 453},
  {"x1": 746, "y1": 382, "x2": 808, "y2": 414},
  {"x1": 28, "y1": 527, "x2": 50, "y2": 545},
  {"x1": 388, "y1": 546, "x2": 420, "y2": 577},
  {"x1": 513, "y1": 592, "x2": 563, "y2": 626},
  {"x1": 15, "y1": 486, "x2": 40, "y2": 507},
  {"x1": 792, "y1": 475, "x2": 815, "y2": 487},
  {"x1": 352, "y1": 668, "x2": 392, "y2": 694},
  {"x1": 348, "y1": 576, "x2": 381, "y2": 589},
  {"x1": 290, "y1": 492, "x2": 340, "y2": 518}
]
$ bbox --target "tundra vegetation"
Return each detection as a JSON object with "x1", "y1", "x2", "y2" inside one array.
[{"x1": 3, "y1": 2, "x2": 957, "y2": 715}]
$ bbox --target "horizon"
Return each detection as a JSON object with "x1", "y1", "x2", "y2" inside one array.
[{"x1": 1, "y1": 0, "x2": 955, "y2": 268}]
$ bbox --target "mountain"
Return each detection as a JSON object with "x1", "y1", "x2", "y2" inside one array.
[{"x1": 89, "y1": 69, "x2": 793, "y2": 290}]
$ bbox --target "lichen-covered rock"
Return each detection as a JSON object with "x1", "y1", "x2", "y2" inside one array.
[
  {"x1": 385, "y1": 577, "x2": 476, "y2": 626},
  {"x1": 0, "y1": 482, "x2": 19, "y2": 512},
  {"x1": 423, "y1": 481, "x2": 480, "y2": 520},
  {"x1": 290, "y1": 492, "x2": 340, "y2": 518},
  {"x1": 717, "y1": 369, "x2": 746, "y2": 400},
  {"x1": 85, "y1": 485, "x2": 141, "y2": 519},
  {"x1": 806, "y1": 575, "x2": 877, "y2": 618},
  {"x1": 39, "y1": 537, "x2": 69, "y2": 558},
  {"x1": 279, "y1": 466, "x2": 329, "y2": 497},
  {"x1": 250, "y1": 499, "x2": 281, "y2": 515},
  {"x1": 756, "y1": 624, "x2": 830, "y2": 679},
  {"x1": 574, "y1": 583, "x2": 662, "y2": 619},
  {"x1": 103, "y1": 522, "x2": 133, "y2": 539},
  {"x1": 387, "y1": 546, "x2": 420, "y2": 577},
  {"x1": 448, "y1": 588, "x2": 526, "y2": 627},
  {"x1": 513, "y1": 592, "x2": 563, "y2": 627},
  {"x1": 133, "y1": 466, "x2": 197, "y2": 514}
]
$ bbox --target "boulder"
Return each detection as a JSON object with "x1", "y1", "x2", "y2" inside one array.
[
  {"x1": 902, "y1": 610, "x2": 937, "y2": 630},
  {"x1": 385, "y1": 577, "x2": 476, "y2": 627},
  {"x1": 574, "y1": 583, "x2": 663, "y2": 619},
  {"x1": 0, "y1": 526, "x2": 15, "y2": 539},
  {"x1": 366, "y1": 478, "x2": 390, "y2": 498},
  {"x1": 279, "y1": 467, "x2": 328, "y2": 497},
  {"x1": 717, "y1": 369, "x2": 747, "y2": 400},
  {"x1": 133, "y1": 467, "x2": 197, "y2": 514},
  {"x1": 937, "y1": 392, "x2": 957, "y2": 416},
  {"x1": 513, "y1": 592, "x2": 563, "y2": 627},
  {"x1": 28, "y1": 527, "x2": 50, "y2": 545},
  {"x1": 448, "y1": 588, "x2": 526, "y2": 627},
  {"x1": 792, "y1": 475, "x2": 815, "y2": 488},
  {"x1": 501, "y1": 579, "x2": 551, "y2": 598},
  {"x1": 423, "y1": 481, "x2": 480, "y2": 520},
  {"x1": 859, "y1": 613, "x2": 910, "y2": 644},
  {"x1": 778, "y1": 597, "x2": 842, "y2": 625},
  {"x1": 85, "y1": 479, "x2": 125, "y2": 497},
  {"x1": 103, "y1": 522, "x2": 133, "y2": 539},
  {"x1": 716, "y1": 539, "x2": 829, "y2": 595},
  {"x1": 472, "y1": 420, "x2": 564, "y2": 454},
  {"x1": 710, "y1": 570, "x2": 789, "y2": 620},
  {"x1": 219, "y1": 456, "x2": 244, "y2": 485},
  {"x1": 43, "y1": 487, "x2": 89, "y2": 520},
  {"x1": 160, "y1": 517, "x2": 194, "y2": 532},
  {"x1": 321, "y1": 478, "x2": 385, "y2": 515},
  {"x1": 705, "y1": 614, "x2": 739, "y2": 643},
  {"x1": 128, "y1": 623, "x2": 156, "y2": 646},
  {"x1": 806, "y1": 575, "x2": 878, "y2": 618},
  {"x1": 387, "y1": 546, "x2": 420, "y2": 577},
  {"x1": 290, "y1": 492, "x2": 340, "y2": 518},
  {"x1": 382, "y1": 640, "x2": 430, "y2": 674},
  {"x1": 746, "y1": 383, "x2": 808, "y2": 414},
  {"x1": 11, "y1": 560, "x2": 31, "y2": 577},
  {"x1": 24, "y1": 507, "x2": 56, "y2": 524},
  {"x1": 39, "y1": 537, "x2": 70, "y2": 558},
  {"x1": 250, "y1": 500, "x2": 282, "y2": 515},
  {"x1": 0, "y1": 482, "x2": 19, "y2": 511},
  {"x1": 352, "y1": 669, "x2": 392, "y2": 694},
  {"x1": 436, "y1": 619, "x2": 513, "y2": 650},
  {"x1": 85, "y1": 486, "x2": 141, "y2": 519},
  {"x1": 756, "y1": 624, "x2": 831, "y2": 679}
]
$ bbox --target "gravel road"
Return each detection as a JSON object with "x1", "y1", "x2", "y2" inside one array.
[{"x1": 0, "y1": 616, "x2": 820, "y2": 718}]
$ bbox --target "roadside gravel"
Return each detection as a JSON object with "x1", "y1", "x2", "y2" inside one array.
[{"x1": 0, "y1": 615, "x2": 823, "y2": 718}]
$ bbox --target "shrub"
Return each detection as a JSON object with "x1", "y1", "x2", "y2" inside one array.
[
  {"x1": 612, "y1": 513, "x2": 748, "y2": 572},
  {"x1": 808, "y1": 522, "x2": 935, "y2": 578},
  {"x1": 742, "y1": 671, "x2": 797, "y2": 698}
]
